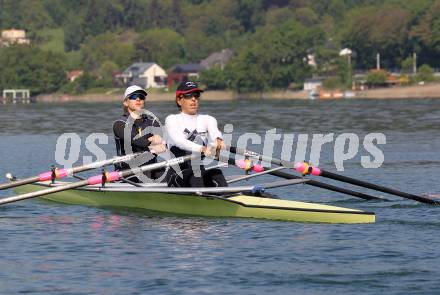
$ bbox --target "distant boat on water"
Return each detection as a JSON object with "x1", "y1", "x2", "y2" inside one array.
[{"x1": 308, "y1": 90, "x2": 355, "y2": 100}]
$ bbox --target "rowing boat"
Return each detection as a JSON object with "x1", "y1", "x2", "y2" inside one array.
[{"x1": 14, "y1": 182, "x2": 375, "y2": 224}]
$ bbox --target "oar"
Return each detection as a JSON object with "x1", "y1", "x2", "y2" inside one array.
[
  {"x1": 227, "y1": 145, "x2": 437, "y2": 205},
  {"x1": 0, "y1": 155, "x2": 195, "y2": 206},
  {"x1": 219, "y1": 153, "x2": 385, "y2": 201},
  {"x1": 0, "y1": 151, "x2": 152, "y2": 191},
  {"x1": 227, "y1": 166, "x2": 286, "y2": 184},
  {"x1": 269, "y1": 170, "x2": 388, "y2": 201}
]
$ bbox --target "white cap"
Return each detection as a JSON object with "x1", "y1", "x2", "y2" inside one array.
[{"x1": 124, "y1": 85, "x2": 147, "y2": 99}]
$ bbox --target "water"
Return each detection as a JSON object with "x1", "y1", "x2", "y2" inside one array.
[{"x1": 0, "y1": 98, "x2": 440, "y2": 294}]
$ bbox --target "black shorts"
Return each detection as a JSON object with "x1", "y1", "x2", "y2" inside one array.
[{"x1": 166, "y1": 167, "x2": 227, "y2": 188}]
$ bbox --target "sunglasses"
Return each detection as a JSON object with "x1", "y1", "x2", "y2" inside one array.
[
  {"x1": 181, "y1": 92, "x2": 201, "y2": 99},
  {"x1": 128, "y1": 93, "x2": 146, "y2": 101}
]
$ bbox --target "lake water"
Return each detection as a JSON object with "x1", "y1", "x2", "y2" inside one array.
[{"x1": 0, "y1": 98, "x2": 439, "y2": 294}]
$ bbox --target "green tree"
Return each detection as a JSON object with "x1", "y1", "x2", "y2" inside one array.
[
  {"x1": 134, "y1": 28, "x2": 186, "y2": 68},
  {"x1": 0, "y1": 44, "x2": 67, "y2": 94},
  {"x1": 416, "y1": 64, "x2": 435, "y2": 82},
  {"x1": 122, "y1": 0, "x2": 149, "y2": 30},
  {"x1": 410, "y1": 1, "x2": 440, "y2": 67},
  {"x1": 341, "y1": 5, "x2": 411, "y2": 69},
  {"x1": 20, "y1": 1, "x2": 54, "y2": 31},
  {"x1": 182, "y1": 0, "x2": 245, "y2": 61},
  {"x1": 0, "y1": 0, "x2": 22, "y2": 29},
  {"x1": 98, "y1": 60, "x2": 119, "y2": 86},
  {"x1": 63, "y1": 14, "x2": 85, "y2": 51},
  {"x1": 366, "y1": 70, "x2": 388, "y2": 87},
  {"x1": 80, "y1": 32, "x2": 134, "y2": 72},
  {"x1": 233, "y1": 0, "x2": 264, "y2": 32},
  {"x1": 227, "y1": 20, "x2": 324, "y2": 92},
  {"x1": 199, "y1": 67, "x2": 228, "y2": 90},
  {"x1": 82, "y1": 0, "x2": 124, "y2": 37},
  {"x1": 61, "y1": 71, "x2": 97, "y2": 94},
  {"x1": 401, "y1": 56, "x2": 415, "y2": 74}
]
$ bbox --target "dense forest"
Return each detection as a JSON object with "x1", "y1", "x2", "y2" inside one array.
[{"x1": 0, "y1": 0, "x2": 439, "y2": 94}]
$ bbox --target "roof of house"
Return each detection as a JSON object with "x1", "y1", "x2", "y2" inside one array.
[
  {"x1": 200, "y1": 49, "x2": 233, "y2": 69},
  {"x1": 66, "y1": 70, "x2": 83, "y2": 79},
  {"x1": 168, "y1": 63, "x2": 203, "y2": 73}
]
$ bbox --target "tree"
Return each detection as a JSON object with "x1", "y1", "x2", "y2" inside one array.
[
  {"x1": 227, "y1": 20, "x2": 324, "y2": 92},
  {"x1": 98, "y1": 60, "x2": 119, "y2": 86},
  {"x1": 416, "y1": 64, "x2": 435, "y2": 82},
  {"x1": 63, "y1": 14, "x2": 85, "y2": 51},
  {"x1": 199, "y1": 67, "x2": 228, "y2": 90},
  {"x1": 366, "y1": 70, "x2": 388, "y2": 87},
  {"x1": 121, "y1": 0, "x2": 149, "y2": 30},
  {"x1": 410, "y1": 1, "x2": 440, "y2": 67},
  {"x1": 233, "y1": 0, "x2": 264, "y2": 32},
  {"x1": 80, "y1": 33, "x2": 134, "y2": 71},
  {"x1": 61, "y1": 71, "x2": 97, "y2": 94},
  {"x1": 19, "y1": 1, "x2": 54, "y2": 31},
  {"x1": 134, "y1": 28, "x2": 186, "y2": 68},
  {"x1": 0, "y1": 44, "x2": 67, "y2": 94},
  {"x1": 82, "y1": 0, "x2": 124, "y2": 37},
  {"x1": 401, "y1": 57, "x2": 415, "y2": 74},
  {"x1": 341, "y1": 6, "x2": 411, "y2": 69}
]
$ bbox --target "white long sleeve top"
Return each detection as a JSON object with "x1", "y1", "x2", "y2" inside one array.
[{"x1": 165, "y1": 112, "x2": 222, "y2": 153}]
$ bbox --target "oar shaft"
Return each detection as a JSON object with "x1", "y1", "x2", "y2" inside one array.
[
  {"x1": 0, "y1": 180, "x2": 89, "y2": 205},
  {"x1": 221, "y1": 149, "x2": 384, "y2": 201},
  {"x1": 228, "y1": 146, "x2": 293, "y2": 168},
  {"x1": 319, "y1": 170, "x2": 437, "y2": 204},
  {"x1": 0, "y1": 152, "x2": 149, "y2": 191},
  {"x1": 227, "y1": 166, "x2": 286, "y2": 184},
  {"x1": 0, "y1": 176, "x2": 40, "y2": 190},
  {"x1": 228, "y1": 145, "x2": 435, "y2": 203},
  {"x1": 270, "y1": 170, "x2": 386, "y2": 201},
  {"x1": 0, "y1": 155, "x2": 195, "y2": 206}
]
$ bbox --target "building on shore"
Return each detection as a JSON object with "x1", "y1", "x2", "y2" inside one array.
[
  {"x1": 117, "y1": 62, "x2": 167, "y2": 89},
  {"x1": 0, "y1": 29, "x2": 30, "y2": 47},
  {"x1": 66, "y1": 70, "x2": 83, "y2": 82},
  {"x1": 200, "y1": 49, "x2": 233, "y2": 70},
  {"x1": 167, "y1": 64, "x2": 204, "y2": 89}
]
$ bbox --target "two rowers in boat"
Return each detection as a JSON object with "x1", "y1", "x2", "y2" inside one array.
[{"x1": 113, "y1": 81, "x2": 227, "y2": 188}]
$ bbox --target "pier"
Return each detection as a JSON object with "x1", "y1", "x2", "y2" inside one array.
[{"x1": 1, "y1": 89, "x2": 31, "y2": 104}]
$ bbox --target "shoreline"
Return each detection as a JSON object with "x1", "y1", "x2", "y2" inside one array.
[{"x1": 35, "y1": 83, "x2": 440, "y2": 103}]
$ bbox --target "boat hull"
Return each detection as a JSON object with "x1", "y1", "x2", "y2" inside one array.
[{"x1": 14, "y1": 184, "x2": 375, "y2": 224}]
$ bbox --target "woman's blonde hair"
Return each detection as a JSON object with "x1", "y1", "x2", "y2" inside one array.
[{"x1": 123, "y1": 98, "x2": 128, "y2": 113}]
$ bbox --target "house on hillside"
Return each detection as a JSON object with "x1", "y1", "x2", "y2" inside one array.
[
  {"x1": 200, "y1": 49, "x2": 233, "y2": 70},
  {"x1": 0, "y1": 29, "x2": 30, "y2": 47},
  {"x1": 118, "y1": 62, "x2": 167, "y2": 89},
  {"x1": 167, "y1": 64, "x2": 204, "y2": 88},
  {"x1": 66, "y1": 70, "x2": 83, "y2": 82}
]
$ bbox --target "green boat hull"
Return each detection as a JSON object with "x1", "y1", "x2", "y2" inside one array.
[{"x1": 14, "y1": 184, "x2": 375, "y2": 224}]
